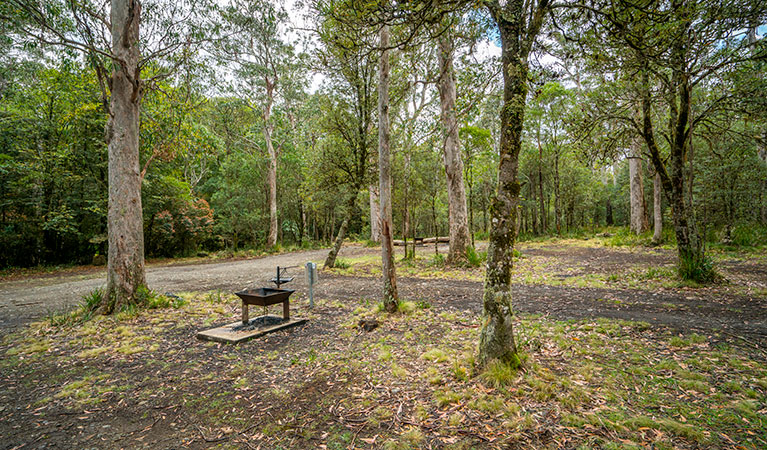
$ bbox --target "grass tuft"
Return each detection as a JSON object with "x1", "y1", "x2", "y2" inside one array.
[
  {"x1": 334, "y1": 258, "x2": 351, "y2": 269},
  {"x1": 480, "y1": 359, "x2": 519, "y2": 388}
]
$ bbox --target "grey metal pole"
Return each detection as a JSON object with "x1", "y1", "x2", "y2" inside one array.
[{"x1": 306, "y1": 262, "x2": 315, "y2": 308}]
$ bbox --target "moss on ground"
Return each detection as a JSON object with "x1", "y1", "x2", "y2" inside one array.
[{"x1": 2, "y1": 263, "x2": 766, "y2": 448}]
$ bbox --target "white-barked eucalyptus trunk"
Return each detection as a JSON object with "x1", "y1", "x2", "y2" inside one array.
[
  {"x1": 437, "y1": 30, "x2": 470, "y2": 263},
  {"x1": 105, "y1": 0, "x2": 146, "y2": 312},
  {"x1": 378, "y1": 24, "x2": 398, "y2": 312}
]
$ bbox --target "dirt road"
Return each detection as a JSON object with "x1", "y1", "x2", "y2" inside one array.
[
  {"x1": 2, "y1": 244, "x2": 765, "y2": 348},
  {"x1": 0, "y1": 247, "x2": 371, "y2": 331}
]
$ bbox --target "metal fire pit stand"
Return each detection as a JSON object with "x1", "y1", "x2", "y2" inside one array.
[
  {"x1": 270, "y1": 265, "x2": 295, "y2": 288},
  {"x1": 237, "y1": 266, "x2": 297, "y2": 324},
  {"x1": 196, "y1": 266, "x2": 308, "y2": 344},
  {"x1": 238, "y1": 287, "x2": 294, "y2": 325}
]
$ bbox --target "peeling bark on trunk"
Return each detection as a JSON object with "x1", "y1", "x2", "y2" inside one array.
[
  {"x1": 652, "y1": 172, "x2": 662, "y2": 244},
  {"x1": 378, "y1": 25, "x2": 398, "y2": 311},
  {"x1": 478, "y1": 0, "x2": 548, "y2": 367},
  {"x1": 369, "y1": 185, "x2": 381, "y2": 242},
  {"x1": 437, "y1": 30, "x2": 470, "y2": 263},
  {"x1": 264, "y1": 81, "x2": 278, "y2": 248},
  {"x1": 629, "y1": 138, "x2": 649, "y2": 234},
  {"x1": 105, "y1": 0, "x2": 146, "y2": 313}
]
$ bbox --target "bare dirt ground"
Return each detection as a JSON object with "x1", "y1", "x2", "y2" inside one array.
[
  {"x1": 0, "y1": 247, "x2": 372, "y2": 332},
  {"x1": 2, "y1": 242, "x2": 765, "y2": 346},
  {"x1": 2, "y1": 241, "x2": 767, "y2": 449}
]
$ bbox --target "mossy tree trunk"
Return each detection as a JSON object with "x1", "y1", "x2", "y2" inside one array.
[
  {"x1": 639, "y1": 61, "x2": 705, "y2": 278},
  {"x1": 478, "y1": 0, "x2": 549, "y2": 367},
  {"x1": 554, "y1": 152, "x2": 562, "y2": 234}
]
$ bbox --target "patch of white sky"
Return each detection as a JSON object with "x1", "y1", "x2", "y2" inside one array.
[
  {"x1": 282, "y1": 0, "x2": 323, "y2": 92},
  {"x1": 282, "y1": 0, "x2": 508, "y2": 94},
  {"x1": 269, "y1": 1, "x2": 764, "y2": 95}
]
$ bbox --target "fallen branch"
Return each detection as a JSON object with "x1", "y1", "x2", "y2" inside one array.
[{"x1": 196, "y1": 425, "x2": 228, "y2": 443}]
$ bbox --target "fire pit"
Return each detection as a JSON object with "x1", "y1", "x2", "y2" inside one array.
[
  {"x1": 235, "y1": 287, "x2": 294, "y2": 324},
  {"x1": 196, "y1": 266, "x2": 308, "y2": 344}
]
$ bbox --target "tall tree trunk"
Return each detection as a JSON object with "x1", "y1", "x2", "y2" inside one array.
[
  {"x1": 431, "y1": 195, "x2": 438, "y2": 255},
  {"x1": 313, "y1": 211, "x2": 318, "y2": 241},
  {"x1": 378, "y1": 25, "x2": 398, "y2": 311},
  {"x1": 554, "y1": 152, "x2": 561, "y2": 234},
  {"x1": 466, "y1": 156, "x2": 475, "y2": 246},
  {"x1": 104, "y1": 0, "x2": 146, "y2": 313},
  {"x1": 537, "y1": 132, "x2": 546, "y2": 233},
  {"x1": 530, "y1": 186, "x2": 538, "y2": 234},
  {"x1": 521, "y1": 208, "x2": 527, "y2": 234},
  {"x1": 480, "y1": 189, "x2": 487, "y2": 233},
  {"x1": 762, "y1": 161, "x2": 767, "y2": 225},
  {"x1": 652, "y1": 172, "x2": 662, "y2": 244},
  {"x1": 759, "y1": 133, "x2": 767, "y2": 224},
  {"x1": 639, "y1": 64, "x2": 705, "y2": 279},
  {"x1": 478, "y1": 0, "x2": 548, "y2": 366},
  {"x1": 629, "y1": 138, "x2": 650, "y2": 234},
  {"x1": 300, "y1": 200, "x2": 307, "y2": 245},
  {"x1": 469, "y1": 182, "x2": 475, "y2": 247},
  {"x1": 410, "y1": 206, "x2": 417, "y2": 258},
  {"x1": 324, "y1": 192, "x2": 356, "y2": 269},
  {"x1": 264, "y1": 81, "x2": 278, "y2": 248},
  {"x1": 369, "y1": 185, "x2": 381, "y2": 242},
  {"x1": 437, "y1": 30, "x2": 470, "y2": 262},
  {"x1": 402, "y1": 153, "x2": 411, "y2": 259},
  {"x1": 606, "y1": 199, "x2": 614, "y2": 226}
]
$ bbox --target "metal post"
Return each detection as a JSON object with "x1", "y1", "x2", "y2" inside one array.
[
  {"x1": 305, "y1": 262, "x2": 316, "y2": 308},
  {"x1": 309, "y1": 278, "x2": 314, "y2": 309}
]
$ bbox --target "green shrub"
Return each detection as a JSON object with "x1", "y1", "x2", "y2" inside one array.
[
  {"x1": 128, "y1": 285, "x2": 183, "y2": 310},
  {"x1": 677, "y1": 251, "x2": 717, "y2": 283},
  {"x1": 474, "y1": 231, "x2": 490, "y2": 240},
  {"x1": 465, "y1": 246, "x2": 487, "y2": 267},
  {"x1": 415, "y1": 300, "x2": 431, "y2": 310},
  {"x1": 80, "y1": 288, "x2": 104, "y2": 313},
  {"x1": 333, "y1": 258, "x2": 351, "y2": 269},
  {"x1": 731, "y1": 224, "x2": 767, "y2": 247},
  {"x1": 50, "y1": 288, "x2": 104, "y2": 326},
  {"x1": 429, "y1": 253, "x2": 445, "y2": 267},
  {"x1": 606, "y1": 228, "x2": 653, "y2": 247}
]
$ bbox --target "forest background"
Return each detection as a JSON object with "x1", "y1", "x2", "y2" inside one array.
[{"x1": 1, "y1": 0, "x2": 765, "y2": 271}]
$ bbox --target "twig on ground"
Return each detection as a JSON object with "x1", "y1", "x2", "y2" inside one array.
[{"x1": 195, "y1": 424, "x2": 228, "y2": 443}]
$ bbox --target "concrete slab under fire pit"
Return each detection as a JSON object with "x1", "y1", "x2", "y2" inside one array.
[{"x1": 196, "y1": 315, "x2": 307, "y2": 344}]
